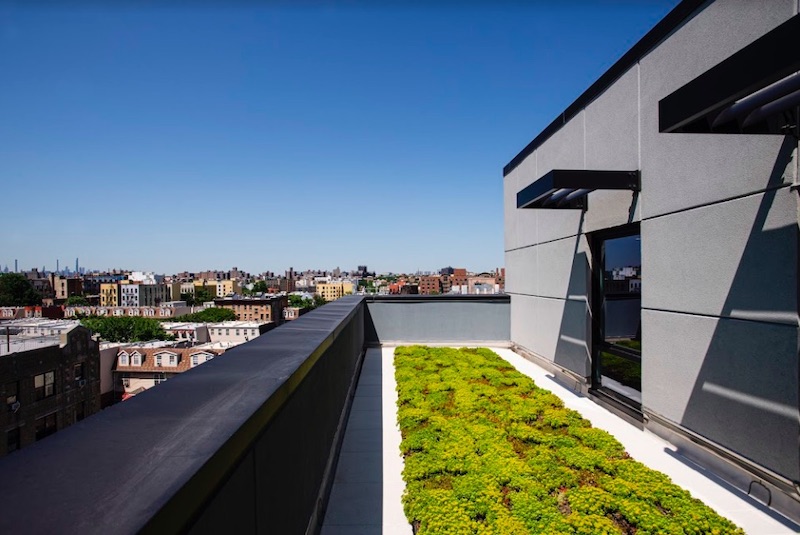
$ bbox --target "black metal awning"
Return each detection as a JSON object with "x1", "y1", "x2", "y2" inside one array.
[
  {"x1": 516, "y1": 170, "x2": 640, "y2": 210},
  {"x1": 659, "y1": 15, "x2": 800, "y2": 135}
]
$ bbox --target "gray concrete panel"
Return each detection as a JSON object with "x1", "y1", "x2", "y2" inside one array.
[
  {"x1": 535, "y1": 235, "x2": 589, "y2": 301},
  {"x1": 583, "y1": 189, "x2": 640, "y2": 234},
  {"x1": 584, "y1": 65, "x2": 639, "y2": 172},
  {"x1": 511, "y1": 295, "x2": 589, "y2": 377},
  {"x1": 365, "y1": 298, "x2": 510, "y2": 344},
  {"x1": 642, "y1": 309, "x2": 799, "y2": 481},
  {"x1": 510, "y1": 294, "x2": 538, "y2": 358},
  {"x1": 505, "y1": 247, "x2": 537, "y2": 296},
  {"x1": 536, "y1": 208, "x2": 584, "y2": 245},
  {"x1": 536, "y1": 111, "x2": 585, "y2": 177},
  {"x1": 641, "y1": 187, "x2": 797, "y2": 325},
  {"x1": 504, "y1": 163, "x2": 538, "y2": 251},
  {"x1": 639, "y1": 2, "x2": 796, "y2": 218}
]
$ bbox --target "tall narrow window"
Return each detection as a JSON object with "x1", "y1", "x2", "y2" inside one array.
[{"x1": 591, "y1": 226, "x2": 642, "y2": 406}]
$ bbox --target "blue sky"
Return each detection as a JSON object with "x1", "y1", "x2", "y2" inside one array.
[{"x1": 1, "y1": 1, "x2": 677, "y2": 275}]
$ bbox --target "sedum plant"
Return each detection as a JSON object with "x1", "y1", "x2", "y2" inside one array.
[{"x1": 395, "y1": 346, "x2": 743, "y2": 535}]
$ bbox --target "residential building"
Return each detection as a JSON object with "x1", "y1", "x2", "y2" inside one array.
[
  {"x1": 207, "y1": 321, "x2": 274, "y2": 345},
  {"x1": 113, "y1": 347, "x2": 222, "y2": 401},
  {"x1": 316, "y1": 282, "x2": 354, "y2": 302},
  {"x1": 139, "y1": 284, "x2": 170, "y2": 306},
  {"x1": 161, "y1": 323, "x2": 211, "y2": 344},
  {"x1": 214, "y1": 280, "x2": 240, "y2": 298},
  {"x1": 64, "y1": 305, "x2": 191, "y2": 319},
  {"x1": 452, "y1": 268, "x2": 468, "y2": 288},
  {"x1": 283, "y1": 307, "x2": 306, "y2": 321},
  {"x1": 213, "y1": 295, "x2": 287, "y2": 323},
  {"x1": 0, "y1": 325, "x2": 100, "y2": 457},
  {"x1": 48, "y1": 275, "x2": 83, "y2": 301},
  {"x1": 100, "y1": 283, "x2": 119, "y2": 307},
  {"x1": 418, "y1": 276, "x2": 441, "y2": 295},
  {"x1": 440, "y1": 274, "x2": 452, "y2": 294}
]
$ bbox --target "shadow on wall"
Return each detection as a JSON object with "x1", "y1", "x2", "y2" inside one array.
[
  {"x1": 679, "y1": 136, "x2": 799, "y2": 482},
  {"x1": 551, "y1": 190, "x2": 639, "y2": 379},
  {"x1": 322, "y1": 348, "x2": 384, "y2": 533}
]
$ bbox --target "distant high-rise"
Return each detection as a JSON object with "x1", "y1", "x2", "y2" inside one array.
[
  {"x1": 15, "y1": 259, "x2": 18, "y2": 272},
  {"x1": 75, "y1": 258, "x2": 79, "y2": 274}
]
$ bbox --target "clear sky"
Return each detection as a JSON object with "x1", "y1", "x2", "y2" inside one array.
[{"x1": 1, "y1": 1, "x2": 677, "y2": 275}]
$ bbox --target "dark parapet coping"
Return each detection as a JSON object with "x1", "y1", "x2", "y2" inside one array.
[{"x1": 0, "y1": 296, "x2": 366, "y2": 534}]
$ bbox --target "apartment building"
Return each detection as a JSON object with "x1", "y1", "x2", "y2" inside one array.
[
  {"x1": 48, "y1": 275, "x2": 83, "y2": 301},
  {"x1": 213, "y1": 295, "x2": 287, "y2": 323},
  {"x1": 418, "y1": 276, "x2": 442, "y2": 295},
  {"x1": 207, "y1": 322, "x2": 273, "y2": 345},
  {"x1": 100, "y1": 283, "x2": 119, "y2": 307},
  {"x1": 0, "y1": 325, "x2": 101, "y2": 457},
  {"x1": 316, "y1": 282, "x2": 354, "y2": 302}
]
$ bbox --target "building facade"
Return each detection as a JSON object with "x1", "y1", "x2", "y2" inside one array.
[
  {"x1": 113, "y1": 347, "x2": 222, "y2": 401},
  {"x1": 100, "y1": 283, "x2": 119, "y2": 307},
  {"x1": 213, "y1": 295, "x2": 287, "y2": 323},
  {"x1": 418, "y1": 276, "x2": 442, "y2": 295},
  {"x1": 504, "y1": 0, "x2": 799, "y2": 519},
  {"x1": 0, "y1": 326, "x2": 101, "y2": 457}
]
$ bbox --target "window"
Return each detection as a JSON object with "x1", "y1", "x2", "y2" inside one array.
[
  {"x1": 35, "y1": 413, "x2": 57, "y2": 441},
  {"x1": 7, "y1": 428, "x2": 20, "y2": 453},
  {"x1": 5, "y1": 381, "x2": 18, "y2": 409},
  {"x1": 153, "y1": 373, "x2": 167, "y2": 385},
  {"x1": 122, "y1": 377, "x2": 130, "y2": 388},
  {"x1": 73, "y1": 363, "x2": 84, "y2": 382},
  {"x1": 191, "y1": 355, "x2": 199, "y2": 367},
  {"x1": 131, "y1": 353, "x2": 141, "y2": 366},
  {"x1": 34, "y1": 371, "x2": 55, "y2": 401},
  {"x1": 155, "y1": 355, "x2": 162, "y2": 367},
  {"x1": 235, "y1": 329, "x2": 239, "y2": 336},
  {"x1": 119, "y1": 353, "x2": 129, "y2": 366},
  {"x1": 168, "y1": 354, "x2": 176, "y2": 366},
  {"x1": 590, "y1": 225, "x2": 642, "y2": 406}
]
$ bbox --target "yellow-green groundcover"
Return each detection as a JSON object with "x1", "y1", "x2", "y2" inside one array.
[{"x1": 395, "y1": 346, "x2": 742, "y2": 535}]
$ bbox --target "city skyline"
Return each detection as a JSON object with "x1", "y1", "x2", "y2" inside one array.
[{"x1": 1, "y1": 2, "x2": 678, "y2": 274}]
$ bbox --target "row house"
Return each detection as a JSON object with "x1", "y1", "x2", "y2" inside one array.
[
  {"x1": 207, "y1": 322, "x2": 274, "y2": 345},
  {"x1": 64, "y1": 305, "x2": 191, "y2": 319},
  {"x1": 114, "y1": 347, "x2": 223, "y2": 401}
]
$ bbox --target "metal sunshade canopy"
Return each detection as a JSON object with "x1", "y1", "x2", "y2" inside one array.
[
  {"x1": 659, "y1": 14, "x2": 800, "y2": 135},
  {"x1": 516, "y1": 169, "x2": 640, "y2": 210}
]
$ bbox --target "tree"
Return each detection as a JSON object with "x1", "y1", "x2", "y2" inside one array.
[
  {"x1": 171, "y1": 307, "x2": 237, "y2": 323},
  {"x1": 65, "y1": 295, "x2": 89, "y2": 306},
  {"x1": 180, "y1": 292, "x2": 196, "y2": 307},
  {"x1": 80, "y1": 316, "x2": 174, "y2": 343},
  {"x1": 194, "y1": 287, "x2": 215, "y2": 304},
  {"x1": 251, "y1": 281, "x2": 269, "y2": 294},
  {"x1": 288, "y1": 294, "x2": 313, "y2": 309},
  {"x1": 313, "y1": 294, "x2": 327, "y2": 308},
  {"x1": 0, "y1": 273, "x2": 42, "y2": 306}
]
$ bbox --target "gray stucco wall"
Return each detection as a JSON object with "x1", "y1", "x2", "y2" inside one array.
[
  {"x1": 365, "y1": 295, "x2": 510, "y2": 345},
  {"x1": 505, "y1": 0, "x2": 799, "y2": 483}
]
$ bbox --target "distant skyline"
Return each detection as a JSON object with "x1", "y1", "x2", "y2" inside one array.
[{"x1": 1, "y1": 1, "x2": 678, "y2": 274}]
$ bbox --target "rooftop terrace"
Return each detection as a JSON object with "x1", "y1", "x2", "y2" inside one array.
[{"x1": 0, "y1": 295, "x2": 796, "y2": 533}]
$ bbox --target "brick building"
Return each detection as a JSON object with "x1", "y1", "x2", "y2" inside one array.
[
  {"x1": 0, "y1": 325, "x2": 101, "y2": 457},
  {"x1": 418, "y1": 276, "x2": 442, "y2": 295},
  {"x1": 213, "y1": 295, "x2": 287, "y2": 323}
]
